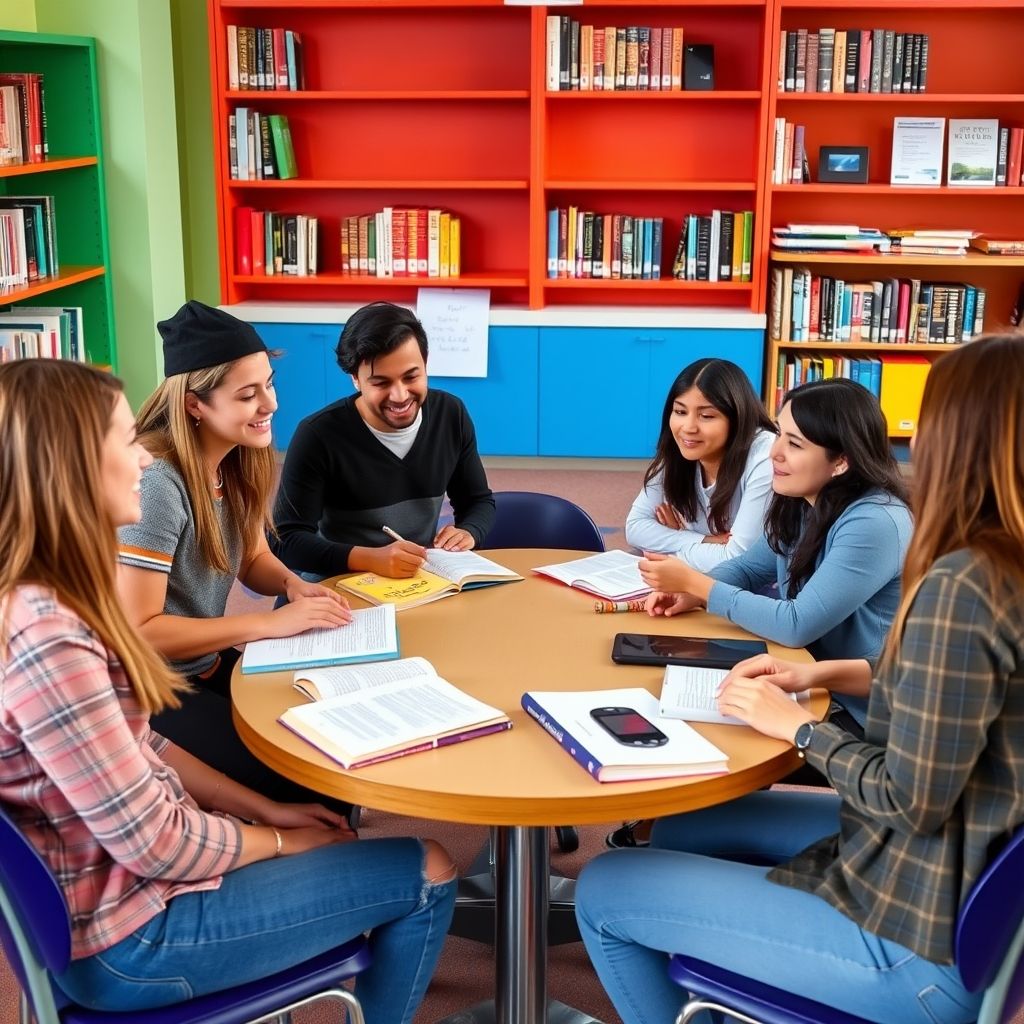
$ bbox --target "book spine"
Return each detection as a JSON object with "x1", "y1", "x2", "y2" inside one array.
[
  {"x1": 521, "y1": 694, "x2": 603, "y2": 781},
  {"x1": 350, "y1": 721, "x2": 513, "y2": 770}
]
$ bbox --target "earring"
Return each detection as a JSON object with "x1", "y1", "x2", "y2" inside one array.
[{"x1": 194, "y1": 417, "x2": 200, "y2": 428}]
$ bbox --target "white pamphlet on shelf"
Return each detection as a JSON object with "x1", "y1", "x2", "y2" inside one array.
[{"x1": 890, "y1": 117, "x2": 945, "y2": 186}]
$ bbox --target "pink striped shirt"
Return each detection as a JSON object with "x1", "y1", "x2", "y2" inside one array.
[{"x1": 0, "y1": 585, "x2": 241, "y2": 958}]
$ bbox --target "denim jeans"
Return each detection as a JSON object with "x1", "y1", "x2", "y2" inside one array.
[
  {"x1": 56, "y1": 837, "x2": 456, "y2": 1022},
  {"x1": 576, "y1": 791, "x2": 980, "y2": 1024}
]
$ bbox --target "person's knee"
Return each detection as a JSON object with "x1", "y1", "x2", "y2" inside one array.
[{"x1": 421, "y1": 839, "x2": 457, "y2": 884}]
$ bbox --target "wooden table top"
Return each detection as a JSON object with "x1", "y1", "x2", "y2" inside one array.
[{"x1": 232, "y1": 549, "x2": 828, "y2": 826}]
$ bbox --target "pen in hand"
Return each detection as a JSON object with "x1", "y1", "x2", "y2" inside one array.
[{"x1": 382, "y1": 525, "x2": 405, "y2": 543}]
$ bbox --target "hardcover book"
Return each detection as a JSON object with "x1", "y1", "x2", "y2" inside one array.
[{"x1": 947, "y1": 119, "x2": 999, "y2": 187}]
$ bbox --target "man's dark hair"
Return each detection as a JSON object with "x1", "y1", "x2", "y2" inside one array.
[{"x1": 335, "y1": 301, "x2": 429, "y2": 375}]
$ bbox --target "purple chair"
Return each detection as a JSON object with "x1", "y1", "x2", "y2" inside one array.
[
  {"x1": 667, "y1": 827, "x2": 1024, "y2": 1024},
  {"x1": 480, "y1": 491, "x2": 605, "y2": 553},
  {"x1": 0, "y1": 804, "x2": 372, "y2": 1024}
]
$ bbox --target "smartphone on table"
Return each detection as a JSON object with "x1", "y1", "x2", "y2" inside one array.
[
  {"x1": 611, "y1": 633, "x2": 767, "y2": 669},
  {"x1": 590, "y1": 706, "x2": 669, "y2": 747}
]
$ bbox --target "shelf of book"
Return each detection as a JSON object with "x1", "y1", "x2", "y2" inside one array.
[
  {"x1": 211, "y1": 1, "x2": 774, "y2": 310},
  {"x1": 230, "y1": 272, "x2": 528, "y2": 289},
  {"x1": 763, "y1": 0, "x2": 1024, "y2": 426},
  {"x1": 0, "y1": 31, "x2": 115, "y2": 368}
]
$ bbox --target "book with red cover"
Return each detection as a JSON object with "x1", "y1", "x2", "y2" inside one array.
[{"x1": 234, "y1": 205, "x2": 254, "y2": 275}]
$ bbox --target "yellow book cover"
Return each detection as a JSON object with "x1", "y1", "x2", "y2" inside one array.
[
  {"x1": 731, "y1": 212, "x2": 743, "y2": 280},
  {"x1": 568, "y1": 205, "x2": 577, "y2": 275},
  {"x1": 439, "y1": 211, "x2": 451, "y2": 277},
  {"x1": 449, "y1": 217, "x2": 461, "y2": 277},
  {"x1": 427, "y1": 208, "x2": 441, "y2": 278},
  {"x1": 671, "y1": 28, "x2": 684, "y2": 90},
  {"x1": 880, "y1": 356, "x2": 930, "y2": 437}
]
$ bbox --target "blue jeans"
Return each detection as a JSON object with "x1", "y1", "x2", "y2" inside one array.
[
  {"x1": 57, "y1": 838, "x2": 456, "y2": 1022},
  {"x1": 576, "y1": 791, "x2": 980, "y2": 1024}
]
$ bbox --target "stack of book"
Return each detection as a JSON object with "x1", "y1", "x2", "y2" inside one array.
[
  {"x1": 772, "y1": 224, "x2": 891, "y2": 255},
  {"x1": 234, "y1": 207, "x2": 318, "y2": 277},
  {"x1": 971, "y1": 237, "x2": 1024, "y2": 256},
  {"x1": 226, "y1": 26, "x2": 304, "y2": 91},
  {"x1": 0, "y1": 73, "x2": 47, "y2": 165},
  {"x1": 779, "y1": 28, "x2": 929, "y2": 94},
  {"x1": 228, "y1": 110, "x2": 297, "y2": 180},
  {"x1": 888, "y1": 229, "x2": 976, "y2": 257},
  {"x1": 547, "y1": 208, "x2": 663, "y2": 281},
  {"x1": 771, "y1": 119, "x2": 808, "y2": 185},
  {"x1": 0, "y1": 196, "x2": 57, "y2": 286},
  {"x1": 672, "y1": 211, "x2": 754, "y2": 283},
  {"x1": 545, "y1": 19, "x2": 685, "y2": 92},
  {"x1": 341, "y1": 208, "x2": 461, "y2": 279}
]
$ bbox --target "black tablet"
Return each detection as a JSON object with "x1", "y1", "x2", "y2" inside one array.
[{"x1": 611, "y1": 633, "x2": 767, "y2": 669}]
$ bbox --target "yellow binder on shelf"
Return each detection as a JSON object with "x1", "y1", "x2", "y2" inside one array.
[{"x1": 880, "y1": 356, "x2": 931, "y2": 437}]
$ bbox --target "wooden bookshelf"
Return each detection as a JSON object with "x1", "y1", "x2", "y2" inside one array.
[
  {"x1": 764, "y1": 1, "x2": 1024, "y2": 429},
  {"x1": 209, "y1": 1, "x2": 774, "y2": 309},
  {"x1": 0, "y1": 32, "x2": 115, "y2": 367}
]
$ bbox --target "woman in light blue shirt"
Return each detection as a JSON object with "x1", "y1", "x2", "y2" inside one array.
[{"x1": 626, "y1": 358, "x2": 777, "y2": 572}]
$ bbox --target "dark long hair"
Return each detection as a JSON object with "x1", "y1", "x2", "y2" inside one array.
[
  {"x1": 644, "y1": 359, "x2": 776, "y2": 533},
  {"x1": 766, "y1": 378, "x2": 908, "y2": 596}
]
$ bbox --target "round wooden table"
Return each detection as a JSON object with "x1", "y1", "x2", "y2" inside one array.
[{"x1": 232, "y1": 549, "x2": 827, "y2": 1024}]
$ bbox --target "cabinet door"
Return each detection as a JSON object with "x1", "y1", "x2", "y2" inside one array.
[
  {"x1": 258, "y1": 323, "x2": 352, "y2": 450},
  {"x1": 432, "y1": 327, "x2": 538, "y2": 456}
]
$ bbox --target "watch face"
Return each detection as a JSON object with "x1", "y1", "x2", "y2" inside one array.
[{"x1": 795, "y1": 721, "x2": 816, "y2": 749}]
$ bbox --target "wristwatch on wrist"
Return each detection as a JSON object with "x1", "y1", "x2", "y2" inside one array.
[{"x1": 794, "y1": 720, "x2": 819, "y2": 758}]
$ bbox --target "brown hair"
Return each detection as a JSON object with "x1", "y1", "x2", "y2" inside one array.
[
  {"x1": 0, "y1": 359, "x2": 184, "y2": 713},
  {"x1": 134, "y1": 360, "x2": 276, "y2": 572},
  {"x1": 883, "y1": 334, "x2": 1024, "y2": 660}
]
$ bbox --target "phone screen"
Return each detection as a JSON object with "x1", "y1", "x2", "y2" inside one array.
[
  {"x1": 611, "y1": 633, "x2": 767, "y2": 668},
  {"x1": 590, "y1": 707, "x2": 669, "y2": 746}
]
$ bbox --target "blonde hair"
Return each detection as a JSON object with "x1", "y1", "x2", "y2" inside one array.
[
  {"x1": 0, "y1": 359, "x2": 185, "y2": 714},
  {"x1": 882, "y1": 333, "x2": 1024, "y2": 662},
  {"x1": 134, "y1": 360, "x2": 276, "y2": 573}
]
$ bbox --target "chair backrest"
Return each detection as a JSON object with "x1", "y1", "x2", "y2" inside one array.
[
  {"x1": 957, "y1": 827, "x2": 1024, "y2": 993},
  {"x1": 0, "y1": 804, "x2": 73, "y2": 1022},
  {"x1": 481, "y1": 491, "x2": 604, "y2": 552}
]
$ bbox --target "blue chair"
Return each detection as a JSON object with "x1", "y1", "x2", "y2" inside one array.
[
  {"x1": 668, "y1": 827, "x2": 1024, "y2": 1024},
  {"x1": 481, "y1": 491, "x2": 605, "y2": 553},
  {"x1": 0, "y1": 804, "x2": 372, "y2": 1024}
]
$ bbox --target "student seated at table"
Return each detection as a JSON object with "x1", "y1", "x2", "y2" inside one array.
[
  {"x1": 640, "y1": 376, "x2": 912, "y2": 727},
  {"x1": 0, "y1": 358, "x2": 456, "y2": 1018},
  {"x1": 626, "y1": 358, "x2": 776, "y2": 570},
  {"x1": 116, "y1": 302, "x2": 352, "y2": 811},
  {"x1": 272, "y1": 301, "x2": 495, "y2": 580},
  {"x1": 576, "y1": 333, "x2": 1024, "y2": 1024}
]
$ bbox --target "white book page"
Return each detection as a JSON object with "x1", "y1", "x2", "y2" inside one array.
[
  {"x1": 294, "y1": 657, "x2": 435, "y2": 701},
  {"x1": 534, "y1": 550, "x2": 648, "y2": 598},
  {"x1": 285, "y1": 677, "x2": 505, "y2": 762},
  {"x1": 423, "y1": 548, "x2": 520, "y2": 584},
  {"x1": 660, "y1": 664, "x2": 798, "y2": 726},
  {"x1": 242, "y1": 605, "x2": 397, "y2": 672}
]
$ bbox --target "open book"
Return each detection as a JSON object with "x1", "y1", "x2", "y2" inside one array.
[
  {"x1": 533, "y1": 550, "x2": 651, "y2": 601},
  {"x1": 522, "y1": 687, "x2": 727, "y2": 783},
  {"x1": 240, "y1": 605, "x2": 398, "y2": 674},
  {"x1": 293, "y1": 655, "x2": 435, "y2": 701},
  {"x1": 659, "y1": 663, "x2": 800, "y2": 726},
  {"x1": 335, "y1": 548, "x2": 522, "y2": 611},
  {"x1": 280, "y1": 661, "x2": 511, "y2": 769}
]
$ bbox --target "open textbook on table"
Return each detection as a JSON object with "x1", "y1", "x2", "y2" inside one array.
[
  {"x1": 281, "y1": 657, "x2": 511, "y2": 769},
  {"x1": 240, "y1": 604, "x2": 398, "y2": 674},
  {"x1": 522, "y1": 687, "x2": 727, "y2": 782},
  {"x1": 532, "y1": 549, "x2": 651, "y2": 601},
  {"x1": 335, "y1": 548, "x2": 522, "y2": 610},
  {"x1": 659, "y1": 663, "x2": 802, "y2": 726}
]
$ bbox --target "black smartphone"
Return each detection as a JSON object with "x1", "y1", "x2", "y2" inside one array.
[
  {"x1": 590, "y1": 706, "x2": 669, "y2": 747},
  {"x1": 611, "y1": 633, "x2": 768, "y2": 669}
]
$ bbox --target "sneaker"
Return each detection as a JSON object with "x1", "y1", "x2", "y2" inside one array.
[{"x1": 605, "y1": 820, "x2": 650, "y2": 849}]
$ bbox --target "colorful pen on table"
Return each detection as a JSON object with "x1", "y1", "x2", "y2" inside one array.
[{"x1": 594, "y1": 599, "x2": 648, "y2": 614}]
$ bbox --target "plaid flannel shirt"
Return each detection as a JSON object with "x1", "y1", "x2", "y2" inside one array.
[
  {"x1": 0, "y1": 585, "x2": 241, "y2": 959},
  {"x1": 771, "y1": 548, "x2": 1024, "y2": 964}
]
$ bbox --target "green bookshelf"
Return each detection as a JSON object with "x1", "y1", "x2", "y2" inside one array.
[{"x1": 0, "y1": 30, "x2": 115, "y2": 368}]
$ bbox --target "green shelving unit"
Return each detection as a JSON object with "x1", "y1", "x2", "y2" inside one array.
[{"x1": 0, "y1": 30, "x2": 115, "y2": 368}]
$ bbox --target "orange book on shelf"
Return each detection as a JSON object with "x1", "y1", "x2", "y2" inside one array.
[
  {"x1": 670, "y1": 28, "x2": 684, "y2": 90},
  {"x1": 391, "y1": 209, "x2": 408, "y2": 278},
  {"x1": 234, "y1": 205, "x2": 254, "y2": 275}
]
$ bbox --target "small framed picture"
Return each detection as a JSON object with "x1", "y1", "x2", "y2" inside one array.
[{"x1": 818, "y1": 145, "x2": 870, "y2": 184}]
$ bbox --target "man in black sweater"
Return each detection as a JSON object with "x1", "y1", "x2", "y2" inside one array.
[{"x1": 272, "y1": 302, "x2": 495, "y2": 579}]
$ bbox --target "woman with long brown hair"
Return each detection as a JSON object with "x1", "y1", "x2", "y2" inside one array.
[
  {"x1": 576, "y1": 334, "x2": 1024, "y2": 1024},
  {"x1": 116, "y1": 301, "x2": 353, "y2": 810},
  {"x1": 0, "y1": 359, "x2": 455, "y2": 1016}
]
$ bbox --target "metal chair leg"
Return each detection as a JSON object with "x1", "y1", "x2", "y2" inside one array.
[{"x1": 677, "y1": 998, "x2": 765, "y2": 1024}]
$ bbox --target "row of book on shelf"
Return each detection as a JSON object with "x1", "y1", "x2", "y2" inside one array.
[
  {"x1": 228, "y1": 109, "x2": 297, "y2": 181},
  {"x1": 545, "y1": 18, "x2": 702, "y2": 92},
  {"x1": 771, "y1": 224, "x2": 1023, "y2": 257},
  {"x1": 0, "y1": 196, "x2": 58, "y2": 287},
  {"x1": 225, "y1": 25, "x2": 304, "y2": 91},
  {"x1": 779, "y1": 27, "x2": 929, "y2": 95},
  {"x1": 0, "y1": 72, "x2": 47, "y2": 166},
  {"x1": 545, "y1": 208, "x2": 753, "y2": 283},
  {"x1": 770, "y1": 267, "x2": 987, "y2": 347},
  {"x1": 234, "y1": 207, "x2": 318, "y2": 278},
  {"x1": 0, "y1": 306, "x2": 86, "y2": 362},
  {"x1": 341, "y1": 208, "x2": 461, "y2": 279}
]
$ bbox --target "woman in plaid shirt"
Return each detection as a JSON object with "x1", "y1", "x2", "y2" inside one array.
[
  {"x1": 0, "y1": 359, "x2": 456, "y2": 1018},
  {"x1": 577, "y1": 334, "x2": 1024, "y2": 1024}
]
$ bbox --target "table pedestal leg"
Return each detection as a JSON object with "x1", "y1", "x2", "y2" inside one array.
[{"x1": 440, "y1": 825, "x2": 602, "y2": 1024}]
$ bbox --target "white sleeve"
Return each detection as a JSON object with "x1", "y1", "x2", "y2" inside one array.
[{"x1": 624, "y1": 475, "x2": 700, "y2": 555}]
